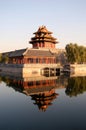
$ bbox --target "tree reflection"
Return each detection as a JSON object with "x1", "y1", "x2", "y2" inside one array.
[
  {"x1": 65, "y1": 76, "x2": 86, "y2": 97},
  {"x1": 1, "y1": 74, "x2": 85, "y2": 109}
]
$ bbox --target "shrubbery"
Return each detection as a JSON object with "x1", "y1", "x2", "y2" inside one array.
[{"x1": 65, "y1": 43, "x2": 86, "y2": 64}]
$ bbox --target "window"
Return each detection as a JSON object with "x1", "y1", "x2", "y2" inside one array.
[
  {"x1": 28, "y1": 58, "x2": 33, "y2": 63},
  {"x1": 36, "y1": 58, "x2": 39, "y2": 63}
]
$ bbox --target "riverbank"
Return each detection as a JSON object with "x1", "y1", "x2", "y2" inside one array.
[
  {"x1": 0, "y1": 63, "x2": 86, "y2": 77},
  {"x1": 70, "y1": 64, "x2": 86, "y2": 76},
  {"x1": 0, "y1": 63, "x2": 58, "y2": 77},
  {"x1": 63, "y1": 64, "x2": 86, "y2": 76}
]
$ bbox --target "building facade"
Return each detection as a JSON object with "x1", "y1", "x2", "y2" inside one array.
[
  {"x1": 8, "y1": 26, "x2": 58, "y2": 65},
  {"x1": 0, "y1": 26, "x2": 60, "y2": 77}
]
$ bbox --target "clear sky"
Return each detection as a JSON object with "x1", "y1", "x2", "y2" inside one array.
[{"x1": 0, "y1": 0, "x2": 86, "y2": 52}]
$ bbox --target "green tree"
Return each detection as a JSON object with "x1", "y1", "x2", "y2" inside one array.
[
  {"x1": 0, "y1": 53, "x2": 9, "y2": 63},
  {"x1": 66, "y1": 43, "x2": 76, "y2": 63},
  {"x1": 65, "y1": 43, "x2": 86, "y2": 64},
  {"x1": 2, "y1": 54, "x2": 9, "y2": 63},
  {"x1": 0, "y1": 53, "x2": 2, "y2": 62}
]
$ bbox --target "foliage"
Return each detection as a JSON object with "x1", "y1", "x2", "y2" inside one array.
[
  {"x1": 65, "y1": 76, "x2": 86, "y2": 97},
  {"x1": 0, "y1": 53, "x2": 9, "y2": 63},
  {"x1": 3, "y1": 54, "x2": 9, "y2": 63},
  {"x1": 0, "y1": 53, "x2": 2, "y2": 62},
  {"x1": 65, "y1": 43, "x2": 86, "y2": 64}
]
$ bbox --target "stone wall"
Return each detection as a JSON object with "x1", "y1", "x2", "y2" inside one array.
[
  {"x1": 0, "y1": 63, "x2": 57, "y2": 77},
  {"x1": 23, "y1": 63, "x2": 57, "y2": 77},
  {"x1": 71, "y1": 64, "x2": 86, "y2": 76},
  {"x1": 0, "y1": 64, "x2": 23, "y2": 77}
]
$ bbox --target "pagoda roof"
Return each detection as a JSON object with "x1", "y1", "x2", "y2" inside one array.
[
  {"x1": 23, "y1": 84, "x2": 57, "y2": 95},
  {"x1": 30, "y1": 39, "x2": 57, "y2": 44},
  {"x1": 34, "y1": 26, "x2": 52, "y2": 34},
  {"x1": 31, "y1": 35, "x2": 57, "y2": 41},
  {"x1": 25, "y1": 49, "x2": 55, "y2": 57},
  {"x1": 9, "y1": 48, "x2": 27, "y2": 57},
  {"x1": 8, "y1": 48, "x2": 55, "y2": 57},
  {"x1": 30, "y1": 26, "x2": 58, "y2": 44}
]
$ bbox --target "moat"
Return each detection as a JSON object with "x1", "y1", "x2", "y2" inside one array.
[{"x1": 0, "y1": 73, "x2": 86, "y2": 130}]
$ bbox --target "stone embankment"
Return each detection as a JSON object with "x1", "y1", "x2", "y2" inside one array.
[
  {"x1": 70, "y1": 64, "x2": 86, "y2": 76},
  {"x1": 0, "y1": 64, "x2": 23, "y2": 77},
  {"x1": 0, "y1": 63, "x2": 58, "y2": 77},
  {"x1": 63, "y1": 64, "x2": 86, "y2": 76}
]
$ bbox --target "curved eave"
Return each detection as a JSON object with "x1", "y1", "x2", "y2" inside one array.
[
  {"x1": 33, "y1": 31, "x2": 52, "y2": 35},
  {"x1": 29, "y1": 40, "x2": 58, "y2": 44},
  {"x1": 31, "y1": 37, "x2": 57, "y2": 41}
]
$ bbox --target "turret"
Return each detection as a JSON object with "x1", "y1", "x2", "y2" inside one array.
[{"x1": 29, "y1": 26, "x2": 58, "y2": 49}]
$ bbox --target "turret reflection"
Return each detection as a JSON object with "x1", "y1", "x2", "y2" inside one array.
[
  {"x1": 0, "y1": 74, "x2": 60, "y2": 111},
  {"x1": 31, "y1": 89, "x2": 58, "y2": 112},
  {"x1": 2, "y1": 74, "x2": 84, "y2": 110},
  {"x1": 1, "y1": 74, "x2": 85, "y2": 100}
]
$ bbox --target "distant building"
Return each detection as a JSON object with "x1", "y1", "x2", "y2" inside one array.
[
  {"x1": 30, "y1": 25, "x2": 58, "y2": 48},
  {"x1": 8, "y1": 26, "x2": 58, "y2": 65},
  {"x1": 0, "y1": 26, "x2": 66, "y2": 77}
]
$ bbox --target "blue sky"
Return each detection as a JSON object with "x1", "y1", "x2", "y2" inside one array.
[{"x1": 0, "y1": 0, "x2": 86, "y2": 52}]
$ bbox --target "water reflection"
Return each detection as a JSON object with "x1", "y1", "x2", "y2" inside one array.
[
  {"x1": 0, "y1": 74, "x2": 86, "y2": 129},
  {"x1": 65, "y1": 76, "x2": 86, "y2": 97},
  {"x1": 0, "y1": 74, "x2": 61, "y2": 111},
  {"x1": 31, "y1": 90, "x2": 58, "y2": 111},
  {"x1": 0, "y1": 74, "x2": 86, "y2": 111}
]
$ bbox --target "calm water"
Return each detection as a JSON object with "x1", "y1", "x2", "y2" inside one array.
[{"x1": 0, "y1": 74, "x2": 86, "y2": 130}]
